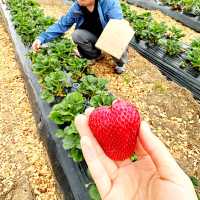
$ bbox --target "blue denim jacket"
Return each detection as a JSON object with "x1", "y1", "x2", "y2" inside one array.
[{"x1": 38, "y1": 0, "x2": 123, "y2": 44}]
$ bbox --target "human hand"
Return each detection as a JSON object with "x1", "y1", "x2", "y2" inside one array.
[
  {"x1": 32, "y1": 39, "x2": 41, "y2": 52},
  {"x1": 75, "y1": 108, "x2": 198, "y2": 200}
]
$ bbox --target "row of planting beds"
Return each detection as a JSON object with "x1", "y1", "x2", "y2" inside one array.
[
  {"x1": 127, "y1": 0, "x2": 200, "y2": 32},
  {"x1": 121, "y1": 2, "x2": 200, "y2": 100}
]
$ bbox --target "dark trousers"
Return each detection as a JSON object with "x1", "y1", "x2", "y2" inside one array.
[{"x1": 72, "y1": 29, "x2": 128, "y2": 67}]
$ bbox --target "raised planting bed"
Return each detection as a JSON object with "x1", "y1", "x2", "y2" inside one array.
[
  {"x1": 127, "y1": 0, "x2": 200, "y2": 32},
  {"x1": 130, "y1": 38, "x2": 200, "y2": 99}
]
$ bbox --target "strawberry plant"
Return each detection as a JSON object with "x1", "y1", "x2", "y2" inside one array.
[
  {"x1": 46, "y1": 38, "x2": 76, "y2": 62},
  {"x1": 121, "y1": 3, "x2": 188, "y2": 56},
  {"x1": 41, "y1": 71, "x2": 72, "y2": 103},
  {"x1": 161, "y1": 39, "x2": 182, "y2": 56},
  {"x1": 29, "y1": 37, "x2": 87, "y2": 81},
  {"x1": 78, "y1": 75, "x2": 108, "y2": 98},
  {"x1": 145, "y1": 21, "x2": 167, "y2": 45},
  {"x1": 121, "y1": 2, "x2": 138, "y2": 22},
  {"x1": 7, "y1": 0, "x2": 107, "y2": 198},
  {"x1": 49, "y1": 92, "x2": 85, "y2": 125},
  {"x1": 160, "y1": 26, "x2": 184, "y2": 56},
  {"x1": 191, "y1": 38, "x2": 200, "y2": 48},
  {"x1": 55, "y1": 122, "x2": 83, "y2": 162},
  {"x1": 65, "y1": 57, "x2": 88, "y2": 80},
  {"x1": 182, "y1": 0, "x2": 194, "y2": 13},
  {"x1": 121, "y1": 3, "x2": 153, "y2": 41},
  {"x1": 185, "y1": 38, "x2": 200, "y2": 71},
  {"x1": 161, "y1": 0, "x2": 200, "y2": 16},
  {"x1": 186, "y1": 47, "x2": 200, "y2": 71},
  {"x1": 192, "y1": 3, "x2": 200, "y2": 16},
  {"x1": 167, "y1": 26, "x2": 185, "y2": 40},
  {"x1": 133, "y1": 12, "x2": 152, "y2": 41},
  {"x1": 89, "y1": 91, "x2": 116, "y2": 107},
  {"x1": 7, "y1": 0, "x2": 55, "y2": 45},
  {"x1": 88, "y1": 184, "x2": 101, "y2": 200},
  {"x1": 182, "y1": 0, "x2": 200, "y2": 15},
  {"x1": 121, "y1": 2, "x2": 167, "y2": 45},
  {"x1": 31, "y1": 54, "x2": 61, "y2": 79}
]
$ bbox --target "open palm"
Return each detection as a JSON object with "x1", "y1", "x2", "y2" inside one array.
[{"x1": 75, "y1": 109, "x2": 197, "y2": 200}]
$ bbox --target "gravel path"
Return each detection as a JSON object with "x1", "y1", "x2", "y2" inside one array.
[{"x1": 0, "y1": 16, "x2": 62, "y2": 200}]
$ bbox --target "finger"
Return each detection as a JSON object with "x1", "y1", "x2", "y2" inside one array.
[
  {"x1": 112, "y1": 99, "x2": 119, "y2": 105},
  {"x1": 32, "y1": 43, "x2": 38, "y2": 51},
  {"x1": 75, "y1": 115, "x2": 118, "y2": 180},
  {"x1": 139, "y1": 121, "x2": 183, "y2": 180},
  {"x1": 85, "y1": 107, "x2": 95, "y2": 117},
  {"x1": 36, "y1": 43, "x2": 40, "y2": 49},
  {"x1": 134, "y1": 137, "x2": 148, "y2": 159},
  {"x1": 81, "y1": 136, "x2": 111, "y2": 198},
  {"x1": 32, "y1": 43, "x2": 36, "y2": 50}
]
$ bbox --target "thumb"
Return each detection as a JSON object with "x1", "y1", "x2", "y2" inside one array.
[
  {"x1": 139, "y1": 121, "x2": 184, "y2": 181},
  {"x1": 32, "y1": 42, "x2": 38, "y2": 51},
  {"x1": 36, "y1": 41, "x2": 41, "y2": 49}
]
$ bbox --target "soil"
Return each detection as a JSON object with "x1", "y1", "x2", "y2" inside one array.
[{"x1": 0, "y1": 16, "x2": 62, "y2": 200}]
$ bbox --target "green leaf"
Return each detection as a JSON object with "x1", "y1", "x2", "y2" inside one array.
[
  {"x1": 90, "y1": 92, "x2": 116, "y2": 107},
  {"x1": 41, "y1": 71, "x2": 72, "y2": 99},
  {"x1": 168, "y1": 26, "x2": 185, "y2": 40},
  {"x1": 49, "y1": 111, "x2": 66, "y2": 125},
  {"x1": 63, "y1": 135, "x2": 77, "y2": 150},
  {"x1": 191, "y1": 38, "x2": 200, "y2": 48},
  {"x1": 197, "y1": 193, "x2": 200, "y2": 200},
  {"x1": 41, "y1": 90, "x2": 55, "y2": 103},
  {"x1": 49, "y1": 92, "x2": 85, "y2": 124},
  {"x1": 55, "y1": 129, "x2": 65, "y2": 139},
  {"x1": 69, "y1": 148, "x2": 83, "y2": 162},
  {"x1": 87, "y1": 169, "x2": 92, "y2": 179},
  {"x1": 64, "y1": 122, "x2": 78, "y2": 135},
  {"x1": 88, "y1": 184, "x2": 101, "y2": 200},
  {"x1": 186, "y1": 46, "x2": 200, "y2": 70},
  {"x1": 78, "y1": 75, "x2": 108, "y2": 98},
  {"x1": 190, "y1": 176, "x2": 199, "y2": 187},
  {"x1": 130, "y1": 154, "x2": 138, "y2": 162},
  {"x1": 160, "y1": 38, "x2": 182, "y2": 57}
]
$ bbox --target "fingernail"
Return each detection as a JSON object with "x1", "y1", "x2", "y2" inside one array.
[
  {"x1": 112, "y1": 99, "x2": 118, "y2": 105},
  {"x1": 85, "y1": 107, "x2": 94, "y2": 117}
]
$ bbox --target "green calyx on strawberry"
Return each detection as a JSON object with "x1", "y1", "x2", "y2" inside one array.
[{"x1": 88, "y1": 99, "x2": 141, "y2": 161}]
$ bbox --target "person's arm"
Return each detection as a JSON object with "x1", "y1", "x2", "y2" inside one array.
[
  {"x1": 37, "y1": 3, "x2": 77, "y2": 44},
  {"x1": 106, "y1": 0, "x2": 123, "y2": 20}
]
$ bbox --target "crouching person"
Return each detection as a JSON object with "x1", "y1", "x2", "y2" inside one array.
[{"x1": 32, "y1": 0, "x2": 128, "y2": 74}]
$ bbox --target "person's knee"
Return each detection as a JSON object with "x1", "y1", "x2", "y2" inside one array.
[
  {"x1": 72, "y1": 29, "x2": 98, "y2": 45},
  {"x1": 72, "y1": 30, "x2": 84, "y2": 44}
]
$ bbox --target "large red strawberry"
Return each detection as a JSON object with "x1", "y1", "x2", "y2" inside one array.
[{"x1": 88, "y1": 99, "x2": 141, "y2": 161}]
